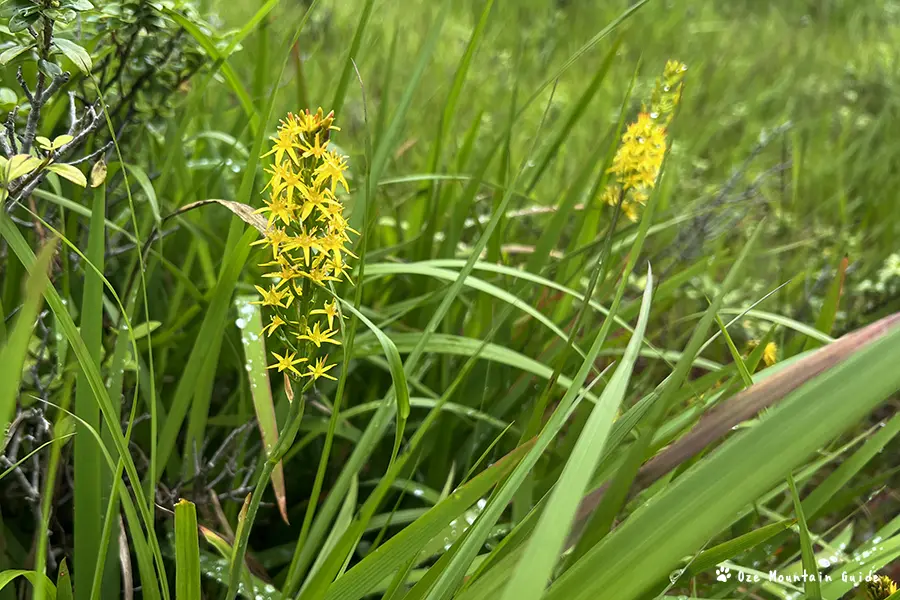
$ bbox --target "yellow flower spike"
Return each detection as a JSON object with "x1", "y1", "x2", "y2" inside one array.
[
  {"x1": 315, "y1": 150, "x2": 350, "y2": 194},
  {"x1": 262, "y1": 314, "x2": 287, "y2": 337},
  {"x1": 600, "y1": 185, "x2": 622, "y2": 207},
  {"x1": 303, "y1": 262, "x2": 339, "y2": 287},
  {"x1": 304, "y1": 355, "x2": 337, "y2": 381},
  {"x1": 310, "y1": 298, "x2": 341, "y2": 329},
  {"x1": 252, "y1": 284, "x2": 293, "y2": 309},
  {"x1": 621, "y1": 201, "x2": 640, "y2": 223},
  {"x1": 608, "y1": 112, "x2": 667, "y2": 193},
  {"x1": 281, "y1": 112, "x2": 306, "y2": 137},
  {"x1": 263, "y1": 161, "x2": 292, "y2": 193},
  {"x1": 296, "y1": 322, "x2": 341, "y2": 348},
  {"x1": 267, "y1": 351, "x2": 306, "y2": 377}
]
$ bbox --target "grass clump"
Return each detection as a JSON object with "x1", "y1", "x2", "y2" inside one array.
[{"x1": 0, "y1": 1, "x2": 899, "y2": 600}]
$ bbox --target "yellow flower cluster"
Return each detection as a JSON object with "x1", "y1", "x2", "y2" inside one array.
[
  {"x1": 603, "y1": 60, "x2": 687, "y2": 222},
  {"x1": 251, "y1": 108, "x2": 357, "y2": 382},
  {"x1": 866, "y1": 575, "x2": 899, "y2": 600}
]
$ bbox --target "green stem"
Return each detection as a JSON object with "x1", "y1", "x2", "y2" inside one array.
[{"x1": 225, "y1": 377, "x2": 311, "y2": 600}]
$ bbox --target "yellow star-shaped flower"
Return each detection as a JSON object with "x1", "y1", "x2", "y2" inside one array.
[
  {"x1": 262, "y1": 314, "x2": 287, "y2": 337},
  {"x1": 315, "y1": 150, "x2": 349, "y2": 194},
  {"x1": 301, "y1": 132, "x2": 328, "y2": 160},
  {"x1": 310, "y1": 299, "x2": 342, "y2": 329},
  {"x1": 262, "y1": 128, "x2": 300, "y2": 165},
  {"x1": 304, "y1": 355, "x2": 337, "y2": 381},
  {"x1": 252, "y1": 284, "x2": 293, "y2": 309},
  {"x1": 296, "y1": 322, "x2": 341, "y2": 348},
  {"x1": 267, "y1": 351, "x2": 306, "y2": 377}
]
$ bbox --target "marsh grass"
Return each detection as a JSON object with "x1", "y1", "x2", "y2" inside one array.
[{"x1": 1, "y1": 1, "x2": 899, "y2": 599}]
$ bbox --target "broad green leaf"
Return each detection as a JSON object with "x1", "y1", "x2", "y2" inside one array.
[
  {"x1": 46, "y1": 163, "x2": 87, "y2": 187},
  {"x1": 0, "y1": 44, "x2": 33, "y2": 65},
  {"x1": 3, "y1": 154, "x2": 42, "y2": 182}
]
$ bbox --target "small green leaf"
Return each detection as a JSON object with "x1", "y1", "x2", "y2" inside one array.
[
  {"x1": 53, "y1": 39, "x2": 92, "y2": 73},
  {"x1": 131, "y1": 320, "x2": 161, "y2": 340},
  {"x1": 52, "y1": 134, "x2": 74, "y2": 149},
  {"x1": 36, "y1": 136, "x2": 54, "y2": 150},
  {"x1": 8, "y1": 10, "x2": 39, "y2": 33},
  {"x1": 60, "y1": 0, "x2": 94, "y2": 10},
  {"x1": 38, "y1": 59, "x2": 63, "y2": 78},
  {"x1": 46, "y1": 163, "x2": 87, "y2": 187},
  {"x1": 0, "y1": 87, "x2": 17, "y2": 109},
  {"x1": 56, "y1": 559, "x2": 73, "y2": 600},
  {"x1": 0, "y1": 43, "x2": 32, "y2": 65},
  {"x1": 4, "y1": 154, "x2": 42, "y2": 181}
]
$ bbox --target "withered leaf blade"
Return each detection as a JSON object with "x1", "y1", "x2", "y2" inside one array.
[
  {"x1": 572, "y1": 312, "x2": 900, "y2": 528},
  {"x1": 173, "y1": 199, "x2": 268, "y2": 234}
]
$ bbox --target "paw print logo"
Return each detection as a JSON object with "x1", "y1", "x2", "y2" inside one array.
[{"x1": 716, "y1": 567, "x2": 731, "y2": 582}]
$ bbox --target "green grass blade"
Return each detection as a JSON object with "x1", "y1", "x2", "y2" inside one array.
[
  {"x1": 803, "y1": 255, "x2": 847, "y2": 353},
  {"x1": 802, "y1": 409, "x2": 900, "y2": 519},
  {"x1": 524, "y1": 38, "x2": 620, "y2": 193},
  {"x1": 500, "y1": 265, "x2": 654, "y2": 600},
  {"x1": 0, "y1": 571, "x2": 56, "y2": 599},
  {"x1": 419, "y1": 0, "x2": 495, "y2": 258},
  {"x1": 365, "y1": 263, "x2": 585, "y2": 357},
  {"x1": 55, "y1": 560, "x2": 72, "y2": 600},
  {"x1": 572, "y1": 221, "x2": 765, "y2": 561},
  {"x1": 683, "y1": 519, "x2": 796, "y2": 576},
  {"x1": 337, "y1": 299, "x2": 410, "y2": 455},
  {"x1": 164, "y1": 10, "x2": 258, "y2": 132},
  {"x1": 0, "y1": 434, "x2": 74, "y2": 482},
  {"x1": 73, "y1": 180, "x2": 106, "y2": 600},
  {"x1": 363, "y1": 0, "x2": 451, "y2": 205},
  {"x1": 330, "y1": 0, "x2": 375, "y2": 115},
  {"x1": 786, "y1": 474, "x2": 822, "y2": 599},
  {"x1": 715, "y1": 313, "x2": 754, "y2": 387},
  {"x1": 544, "y1": 316, "x2": 900, "y2": 600},
  {"x1": 320, "y1": 442, "x2": 534, "y2": 600},
  {"x1": 0, "y1": 240, "x2": 54, "y2": 440},
  {"x1": 235, "y1": 295, "x2": 288, "y2": 523},
  {"x1": 0, "y1": 213, "x2": 169, "y2": 599},
  {"x1": 175, "y1": 500, "x2": 202, "y2": 600}
]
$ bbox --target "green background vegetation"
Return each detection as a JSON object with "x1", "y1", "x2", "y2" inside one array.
[{"x1": 0, "y1": 0, "x2": 898, "y2": 599}]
